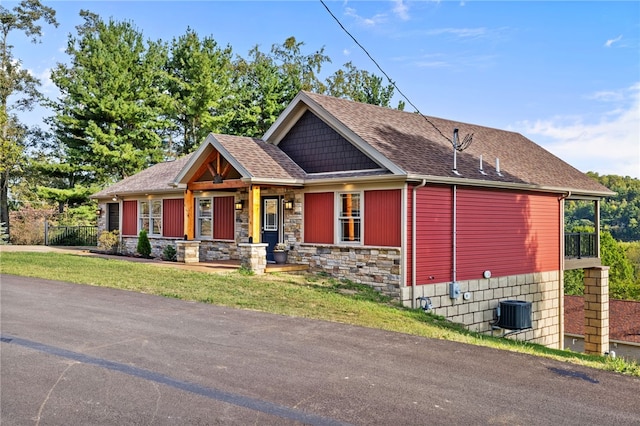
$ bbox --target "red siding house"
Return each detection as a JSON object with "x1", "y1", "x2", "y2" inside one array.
[{"x1": 92, "y1": 91, "x2": 613, "y2": 349}]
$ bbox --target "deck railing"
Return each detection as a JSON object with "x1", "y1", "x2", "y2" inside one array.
[{"x1": 564, "y1": 232, "x2": 597, "y2": 258}]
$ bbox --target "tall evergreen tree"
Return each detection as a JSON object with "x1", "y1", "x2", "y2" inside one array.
[
  {"x1": 50, "y1": 11, "x2": 169, "y2": 186},
  {"x1": 226, "y1": 45, "x2": 292, "y2": 137},
  {"x1": 0, "y1": 0, "x2": 57, "y2": 236},
  {"x1": 164, "y1": 28, "x2": 234, "y2": 155}
]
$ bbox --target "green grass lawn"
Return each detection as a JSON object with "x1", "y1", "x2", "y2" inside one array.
[{"x1": 2, "y1": 251, "x2": 638, "y2": 377}]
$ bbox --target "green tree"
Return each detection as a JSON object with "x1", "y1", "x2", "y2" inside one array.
[
  {"x1": 586, "y1": 172, "x2": 640, "y2": 242},
  {"x1": 136, "y1": 229, "x2": 151, "y2": 257},
  {"x1": 326, "y1": 61, "x2": 397, "y2": 108},
  {"x1": 165, "y1": 28, "x2": 234, "y2": 155},
  {"x1": 270, "y1": 36, "x2": 330, "y2": 96},
  {"x1": 601, "y1": 231, "x2": 637, "y2": 299},
  {"x1": 226, "y1": 45, "x2": 292, "y2": 137},
  {"x1": 50, "y1": 11, "x2": 169, "y2": 186},
  {"x1": 0, "y1": 0, "x2": 57, "y2": 236}
]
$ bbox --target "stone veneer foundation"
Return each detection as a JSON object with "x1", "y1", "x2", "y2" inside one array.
[
  {"x1": 404, "y1": 270, "x2": 562, "y2": 348},
  {"x1": 293, "y1": 245, "x2": 402, "y2": 298}
]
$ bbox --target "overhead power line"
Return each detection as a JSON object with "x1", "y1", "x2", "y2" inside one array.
[{"x1": 319, "y1": 0, "x2": 457, "y2": 144}]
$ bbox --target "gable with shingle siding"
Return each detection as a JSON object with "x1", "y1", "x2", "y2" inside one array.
[{"x1": 277, "y1": 110, "x2": 380, "y2": 173}]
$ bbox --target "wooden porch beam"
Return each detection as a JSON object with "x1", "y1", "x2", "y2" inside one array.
[{"x1": 188, "y1": 180, "x2": 249, "y2": 191}]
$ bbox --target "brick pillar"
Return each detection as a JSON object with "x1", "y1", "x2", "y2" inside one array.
[
  {"x1": 238, "y1": 243, "x2": 268, "y2": 275},
  {"x1": 176, "y1": 241, "x2": 200, "y2": 264},
  {"x1": 583, "y1": 266, "x2": 609, "y2": 355}
]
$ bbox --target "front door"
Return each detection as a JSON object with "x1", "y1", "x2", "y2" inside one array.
[
  {"x1": 261, "y1": 196, "x2": 280, "y2": 262},
  {"x1": 107, "y1": 202, "x2": 120, "y2": 232}
]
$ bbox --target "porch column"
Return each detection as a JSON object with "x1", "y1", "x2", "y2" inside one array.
[
  {"x1": 184, "y1": 189, "x2": 194, "y2": 240},
  {"x1": 176, "y1": 240, "x2": 200, "y2": 264},
  {"x1": 238, "y1": 243, "x2": 268, "y2": 275},
  {"x1": 248, "y1": 185, "x2": 261, "y2": 243},
  {"x1": 583, "y1": 266, "x2": 609, "y2": 355}
]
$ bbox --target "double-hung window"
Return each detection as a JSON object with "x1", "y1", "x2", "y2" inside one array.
[
  {"x1": 140, "y1": 200, "x2": 162, "y2": 236},
  {"x1": 197, "y1": 197, "x2": 213, "y2": 239},
  {"x1": 338, "y1": 192, "x2": 361, "y2": 243}
]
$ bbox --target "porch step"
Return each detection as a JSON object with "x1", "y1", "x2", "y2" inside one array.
[{"x1": 266, "y1": 263, "x2": 309, "y2": 273}]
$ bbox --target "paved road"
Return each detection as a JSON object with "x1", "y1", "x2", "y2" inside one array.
[{"x1": 1, "y1": 275, "x2": 639, "y2": 425}]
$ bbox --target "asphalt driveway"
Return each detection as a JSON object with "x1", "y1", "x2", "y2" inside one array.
[{"x1": 1, "y1": 275, "x2": 639, "y2": 425}]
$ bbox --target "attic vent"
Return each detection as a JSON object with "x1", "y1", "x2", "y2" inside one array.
[{"x1": 497, "y1": 300, "x2": 532, "y2": 330}]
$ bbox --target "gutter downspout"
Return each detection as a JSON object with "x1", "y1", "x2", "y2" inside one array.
[
  {"x1": 452, "y1": 185, "x2": 457, "y2": 284},
  {"x1": 412, "y1": 179, "x2": 427, "y2": 308}
]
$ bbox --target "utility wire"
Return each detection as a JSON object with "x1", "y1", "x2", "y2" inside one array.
[{"x1": 319, "y1": 0, "x2": 454, "y2": 144}]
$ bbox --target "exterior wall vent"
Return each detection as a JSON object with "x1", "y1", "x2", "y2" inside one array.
[{"x1": 497, "y1": 300, "x2": 532, "y2": 330}]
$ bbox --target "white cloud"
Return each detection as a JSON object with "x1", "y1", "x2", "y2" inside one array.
[
  {"x1": 392, "y1": 0, "x2": 410, "y2": 21},
  {"x1": 604, "y1": 35, "x2": 623, "y2": 48},
  {"x1": 344, "y1": 7, "x2": 387, "y2": 27},
  {"x1": 25, "y1": 67, "x2": 56, "y2": 95},
  {"x1": 518, "y1": 84, "x2": 640, "y2": 178},
  {"x1": 427, "y1": 27, "x2": 488, "y2": 38}
]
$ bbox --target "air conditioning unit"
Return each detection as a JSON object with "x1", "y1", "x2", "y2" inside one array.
[{"x1": 497, "y1": 300, "x2": 532, "y2": 330}]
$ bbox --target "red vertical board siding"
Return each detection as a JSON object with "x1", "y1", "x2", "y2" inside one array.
[
  {"x1": 163, "y1": 199, "x2": 184, "y2": 238},
  {"x1": 121, "y1": 200, "x2": 138, "y2": 236},
  {"x1": 214, "y1": 196, "x2": 234, "y2": 240},
  {"x1": 413, "y1": 186, "x2": 453, "y2": 285},
  {"x1": 364, "y1": 189, "x2": 401, "y2": 246},
  {"x1": 456, "y1": 189, "x2": 560, "y2": 280},
  {"x1": 304, "y1": 192, "x2": 334, "y2": 244}
]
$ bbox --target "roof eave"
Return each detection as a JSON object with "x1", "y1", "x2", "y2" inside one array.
[
  {"x1": 303, "y1": 174, "x2": 408, "y2": 186},
  {"x1": 241, "y1": 177, "x2": 305, "y2": 187},
  {"x1": 91, "y1": 187, "x2": 185, "y2": 200},
  {"x1": 406, "y1": 174, "x2": 615, "y2": 197},
  {"x1": 173, "y1": 134, "x2": 254, "y2": 186}
]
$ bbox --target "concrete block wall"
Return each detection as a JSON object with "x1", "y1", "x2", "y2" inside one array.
[{"x1": 404, "y1": 270, "x2": 562, "y2": 348}]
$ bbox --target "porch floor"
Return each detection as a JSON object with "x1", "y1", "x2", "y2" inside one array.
[{"x1": 1, "y1": 246, "x2": 309, "y2": 275}]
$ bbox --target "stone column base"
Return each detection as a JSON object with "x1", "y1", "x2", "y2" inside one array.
[
  {"x1": 176, "y1": 241, "x2": 201, "y2": 264},
  {"x1": 584, "y1": 266, "x2": 609, "y2": 355},
  {"x1": 238, "y1": 243, "x2": 268, "y2": 275}
]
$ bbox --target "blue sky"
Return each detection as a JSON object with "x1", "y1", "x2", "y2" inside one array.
[{"x1": 10, "y1": 0, "x2": 640, "y2": 178}]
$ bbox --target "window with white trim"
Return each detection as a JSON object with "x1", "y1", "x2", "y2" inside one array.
[
  {"x1": 338, "y1": 192, "x2": 361, "y2": 243},
  {"x1": 197, "y1": 197, "x2": 213, "y2": 238},
  {"x1": 139, "y1": 200, "x2": 162, "y2": 236}
]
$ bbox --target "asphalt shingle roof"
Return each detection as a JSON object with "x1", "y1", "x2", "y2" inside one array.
[
  {"x1": 565, "y1": 295, "x2": 640, "y2": 344},
  {"x1": 213, "y1": 134, "x2": 306, "y2": 180},
  {"x1": 93, "y1": 91, "x2": 612, "y2": 199},
  {"x1": 92, "y1": 154, "x2": 193, "y2": 198},
  {"x1": 301, "y1": 91, "x2": 612, "y2": 195}
]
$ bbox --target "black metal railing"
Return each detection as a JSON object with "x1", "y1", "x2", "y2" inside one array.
[
  {"x1": 46, "y1": 225, "x2": 98, "y2": 246},
  {"x1": 564, "y1": 232, "x2": 597, "y2": 258}
]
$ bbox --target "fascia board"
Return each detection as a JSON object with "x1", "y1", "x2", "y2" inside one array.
[
  {"x1": 302, "y1": 174, "x2": 408, "y2": 187},
  {"x1": 263, "y1": 92, "x2": 308, "y2": 142},
  {"x1": 173, "y1": 134, "x2": 217, "y2": 184},
  {"x1": 210, "y1": 136, "x2": 253, "y2": 179},
  {"x1": 91, "y1": 189, "x2": 185, "y2": 200},
  {"x1": 241, "y1": 177, "x2": 305, "y2": 186},
  {"x1": 173, "y1": 134, "x2": 253, "y2": 185},
  {"x1": 406, "y1": 174, "x2": 614, "y2": 197}
]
